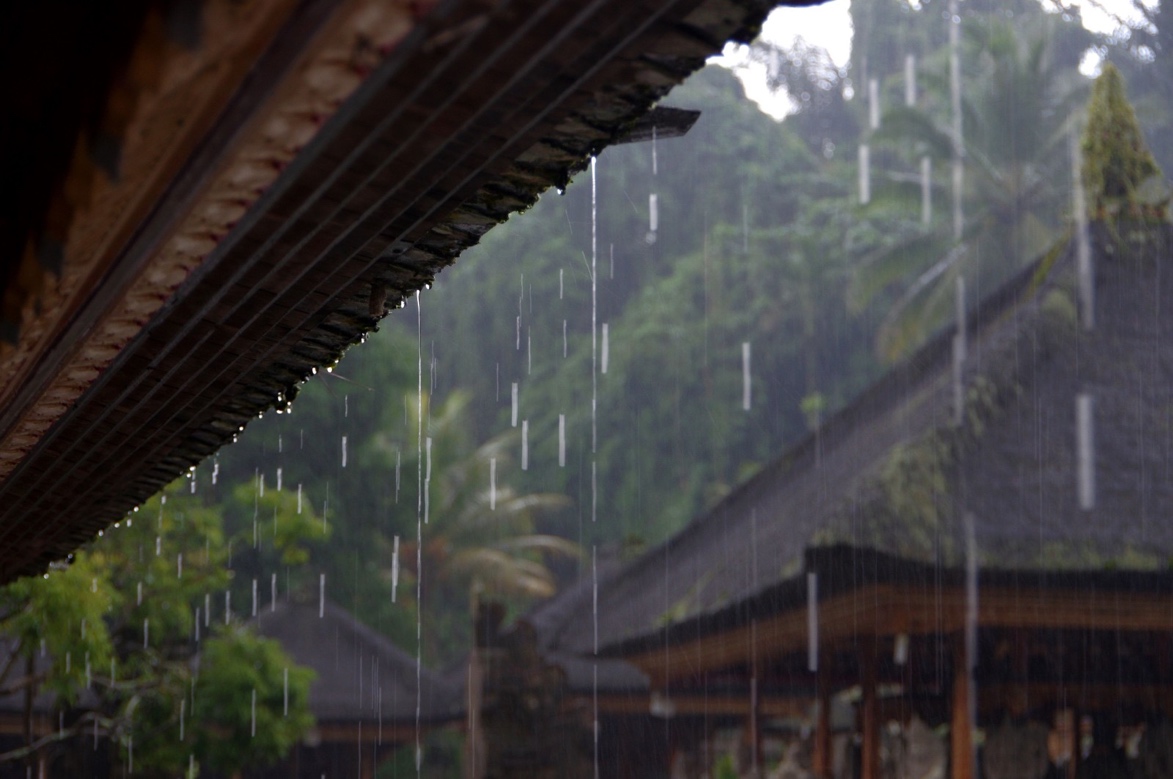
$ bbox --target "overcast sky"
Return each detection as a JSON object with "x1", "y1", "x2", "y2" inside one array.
[{"x1": 717, "y1": 0, "x2": 1152, "y2": 120}]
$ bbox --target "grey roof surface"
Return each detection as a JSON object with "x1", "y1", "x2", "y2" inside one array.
[
  {"x1": 535, "y1": 227, "x2": 1173, "y2": 656},
  {"x1": 252, "y1": 599, "x2": 460, "y2": 724}
]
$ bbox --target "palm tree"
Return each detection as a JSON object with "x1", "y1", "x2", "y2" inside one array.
[
  {"x1": 373, "y1": 391, "x2": 575, "y2": 659},
  {"x1": 850, "y1": 16, "x2": 1090, "y2": 359},
  {"x1": 371, "y1": 392, "x2": 574, "y2": 779}
]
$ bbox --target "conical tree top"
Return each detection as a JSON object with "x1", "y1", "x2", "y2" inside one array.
[{"x1": 1081, "y1": 62, "x2": 1165, "y2": 220}]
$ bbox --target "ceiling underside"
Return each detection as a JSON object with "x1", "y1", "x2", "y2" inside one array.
[{"x1": 0, "y1": 0, "x2": 801, "y2": 580}]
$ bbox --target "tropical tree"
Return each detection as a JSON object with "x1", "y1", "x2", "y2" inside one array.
[
  {"x1": 851, "y1": 15, "x2": 1091, "y2": 359},
  {"x1": 372, "y1": 391, "x2": 575, "y2": 661},
  {"x1": 1081, "y1": 62, "x2": 1168, "y2": 221},
  {"x1": 0, "y1": 483, "x2": 317, "y2": 777}
]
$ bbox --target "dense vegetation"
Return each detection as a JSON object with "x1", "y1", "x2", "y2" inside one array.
[{"x1": 4, "y1": 1, "x2": 1173, "y2": 773}]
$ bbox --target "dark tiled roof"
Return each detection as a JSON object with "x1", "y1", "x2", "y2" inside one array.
[
  {"x1": 252, "y1": 599, "x2": 460, "y2": 723},
  {"x1": 539, "y1": 227, "x2": 1173, "y2": 656},
  {"x1": 0, "y1": 0, "x2": 804, "y2": 579}
]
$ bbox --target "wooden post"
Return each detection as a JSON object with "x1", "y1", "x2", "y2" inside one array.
[
  {"x1": 813, "y1": 662, "x2": 832, "y2": 779},
  {"x1": 361, "y1": 745, "x2": 375, "y2": 779},
  {"x1": 951, "y1": 635, "x2": 975, "y2": 779},
  {"x1": 860, "y1": 649, "x2": 879, "y2": 779}
]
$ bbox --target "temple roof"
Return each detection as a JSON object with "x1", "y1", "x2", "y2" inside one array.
[
  {"x1": 534, "y1": 227, "x2": 1173, "y2": 658},
  {"x1": 252, "y1": 599, "x2": 459, "y2": 724},
  {"x1": 0, "y1": 0, "x2": 812, "y2": 580}
]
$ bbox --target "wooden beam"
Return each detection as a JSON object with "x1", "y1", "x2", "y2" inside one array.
[
  {"x1": 586, "y1": 692, "x2": 810, "y2": 719},
  {"x1": 624, "y1": 584, "x2": 1173, "y2": 686}
]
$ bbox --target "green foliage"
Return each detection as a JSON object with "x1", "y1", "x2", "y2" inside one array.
[
  {"x1": 856, "y1": 14, "x2": 1089, "y2": 360},
  {"x1": 1082, "y1": 62, "x2": 1167, "y2": 220},
  {"x1": 381, "y1": 391, "x2": 575, "y2": 660},
  {"x1": 2, "y1": 555, "x2": 114, "y2": 703},
  {"x1": 191, "y1": 629, "x2": 315, "y2": 773},
  {"x1": 0, "y1": 484, "x2": 316, "y2": 776}
]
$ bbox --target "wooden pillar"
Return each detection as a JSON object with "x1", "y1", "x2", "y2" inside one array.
[
  {"x1": 812, "y1": 662, "x2": 833, "y2": 779},
  {"x1": 465, "y1": 648, "x2": 485, "y2": 779},
  {"x1": 361, "y1": 745, "x2": 375, "y2": 779},
  {"x1": 951, "y1": 635, "x2": 975, "y2": 779},
  {"x1": 860, "y1": 649, "x2": 879, "y2": 779}
]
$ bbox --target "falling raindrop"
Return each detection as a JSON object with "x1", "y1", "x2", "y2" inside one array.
[
  {"x1": 395, "y1": 449, "x2": 401, "y2": 503},
  {"x1": 601, "y1": 324, "x2": 609, "y2": 375},
  {"x1": 424, "y1": 436, "x2": 432, "y2": 525},
  {"x1": 742, "y1": 342, "x2": 752, "y2": 411},
  {"x1": 490, "y1": 458, "x2": 497, "y2": 511},
  {"x1": 511, "y1": 382, "x2": 519, "y2": 428},
  {"x1": 391, "y1": 536, "x2": 400, "y2": 602},
  {"x1": 859, "y1": 144, "x2": 871, "y2": 204},
  {"x1": 521, "y1": 420, "x2": 529, "y2": 471},
  {"x1": 143, "y1": 619, "x2": 149, "y2": 649},
  {"x1": 204, "y1": 593, "x2": 210, "y2": 627},
  {"x1": 341, "y1": 435, "x2": 348, "y2": 468},
  {"x1": 1071, "y1": 129, "x2": 1094, "y2": 329},
  {"x1": 905, "y1": 54, "x2": 917, "y2": 106},
  {"x1": 225, "y1": 590, "x2": 231, "y2": 625},
  {"x1": 868, "y1": 76, "x2": 880, "y2": 129},
  {"x1": 137, "y1": 581, "x2": 143, "y2": 606},
  {"x1": 894, "y1": 633, "x2": 910, "y2": 666},
  {"x1": 276, "y1": 466, "x2": 282, "y2": 492},
  {"x1": 271, "y1": 573, "x2": 277, "y2": 612},
  {"x1": 297, "y1": 483, "x2": 303, "y2": 514},
  {"x1": 921, "y1": 156, "x2": 933, "y2": 224},
  {"x1": 559, "y1": 414, "x2": 566, "y2": 468},
  {"x1": 177, "y1": 553, "x2": 182, "y2": 579},
  {"x1": 1077, "y1": 393, "x2": 1096, "y2": 509},
  {"x1": 591, "y1": 156, "x2": 598, "y2": 458},
  {"x1": 591, "y1": 461, "x2": 597, "y2": 525},
  {"x1": 319, "y1": 573, "x2": 325, "y2": 618},
  {"x1": 252, "y1": 578, "x2": 258, "y2": 617},
  {"x1": 563, "y1": 320, "x2": 567, "y2": 358},
  {"x1": 646, "y1": 193, "x2": 658, "y2": 245},
  {"x1": 652, "y1": 124, "x2": 658, "y2": 175}
]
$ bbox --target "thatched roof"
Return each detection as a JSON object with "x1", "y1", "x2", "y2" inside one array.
[
  {"x1": 252, "y1": 599, "x2": 459, "y2": 724},
  {"x1": 536, "y1": 226, "x2": 1173, "y2": 658},
  {"x1": 0, "y1": 0, "x2": 818, "y2": 580}
]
